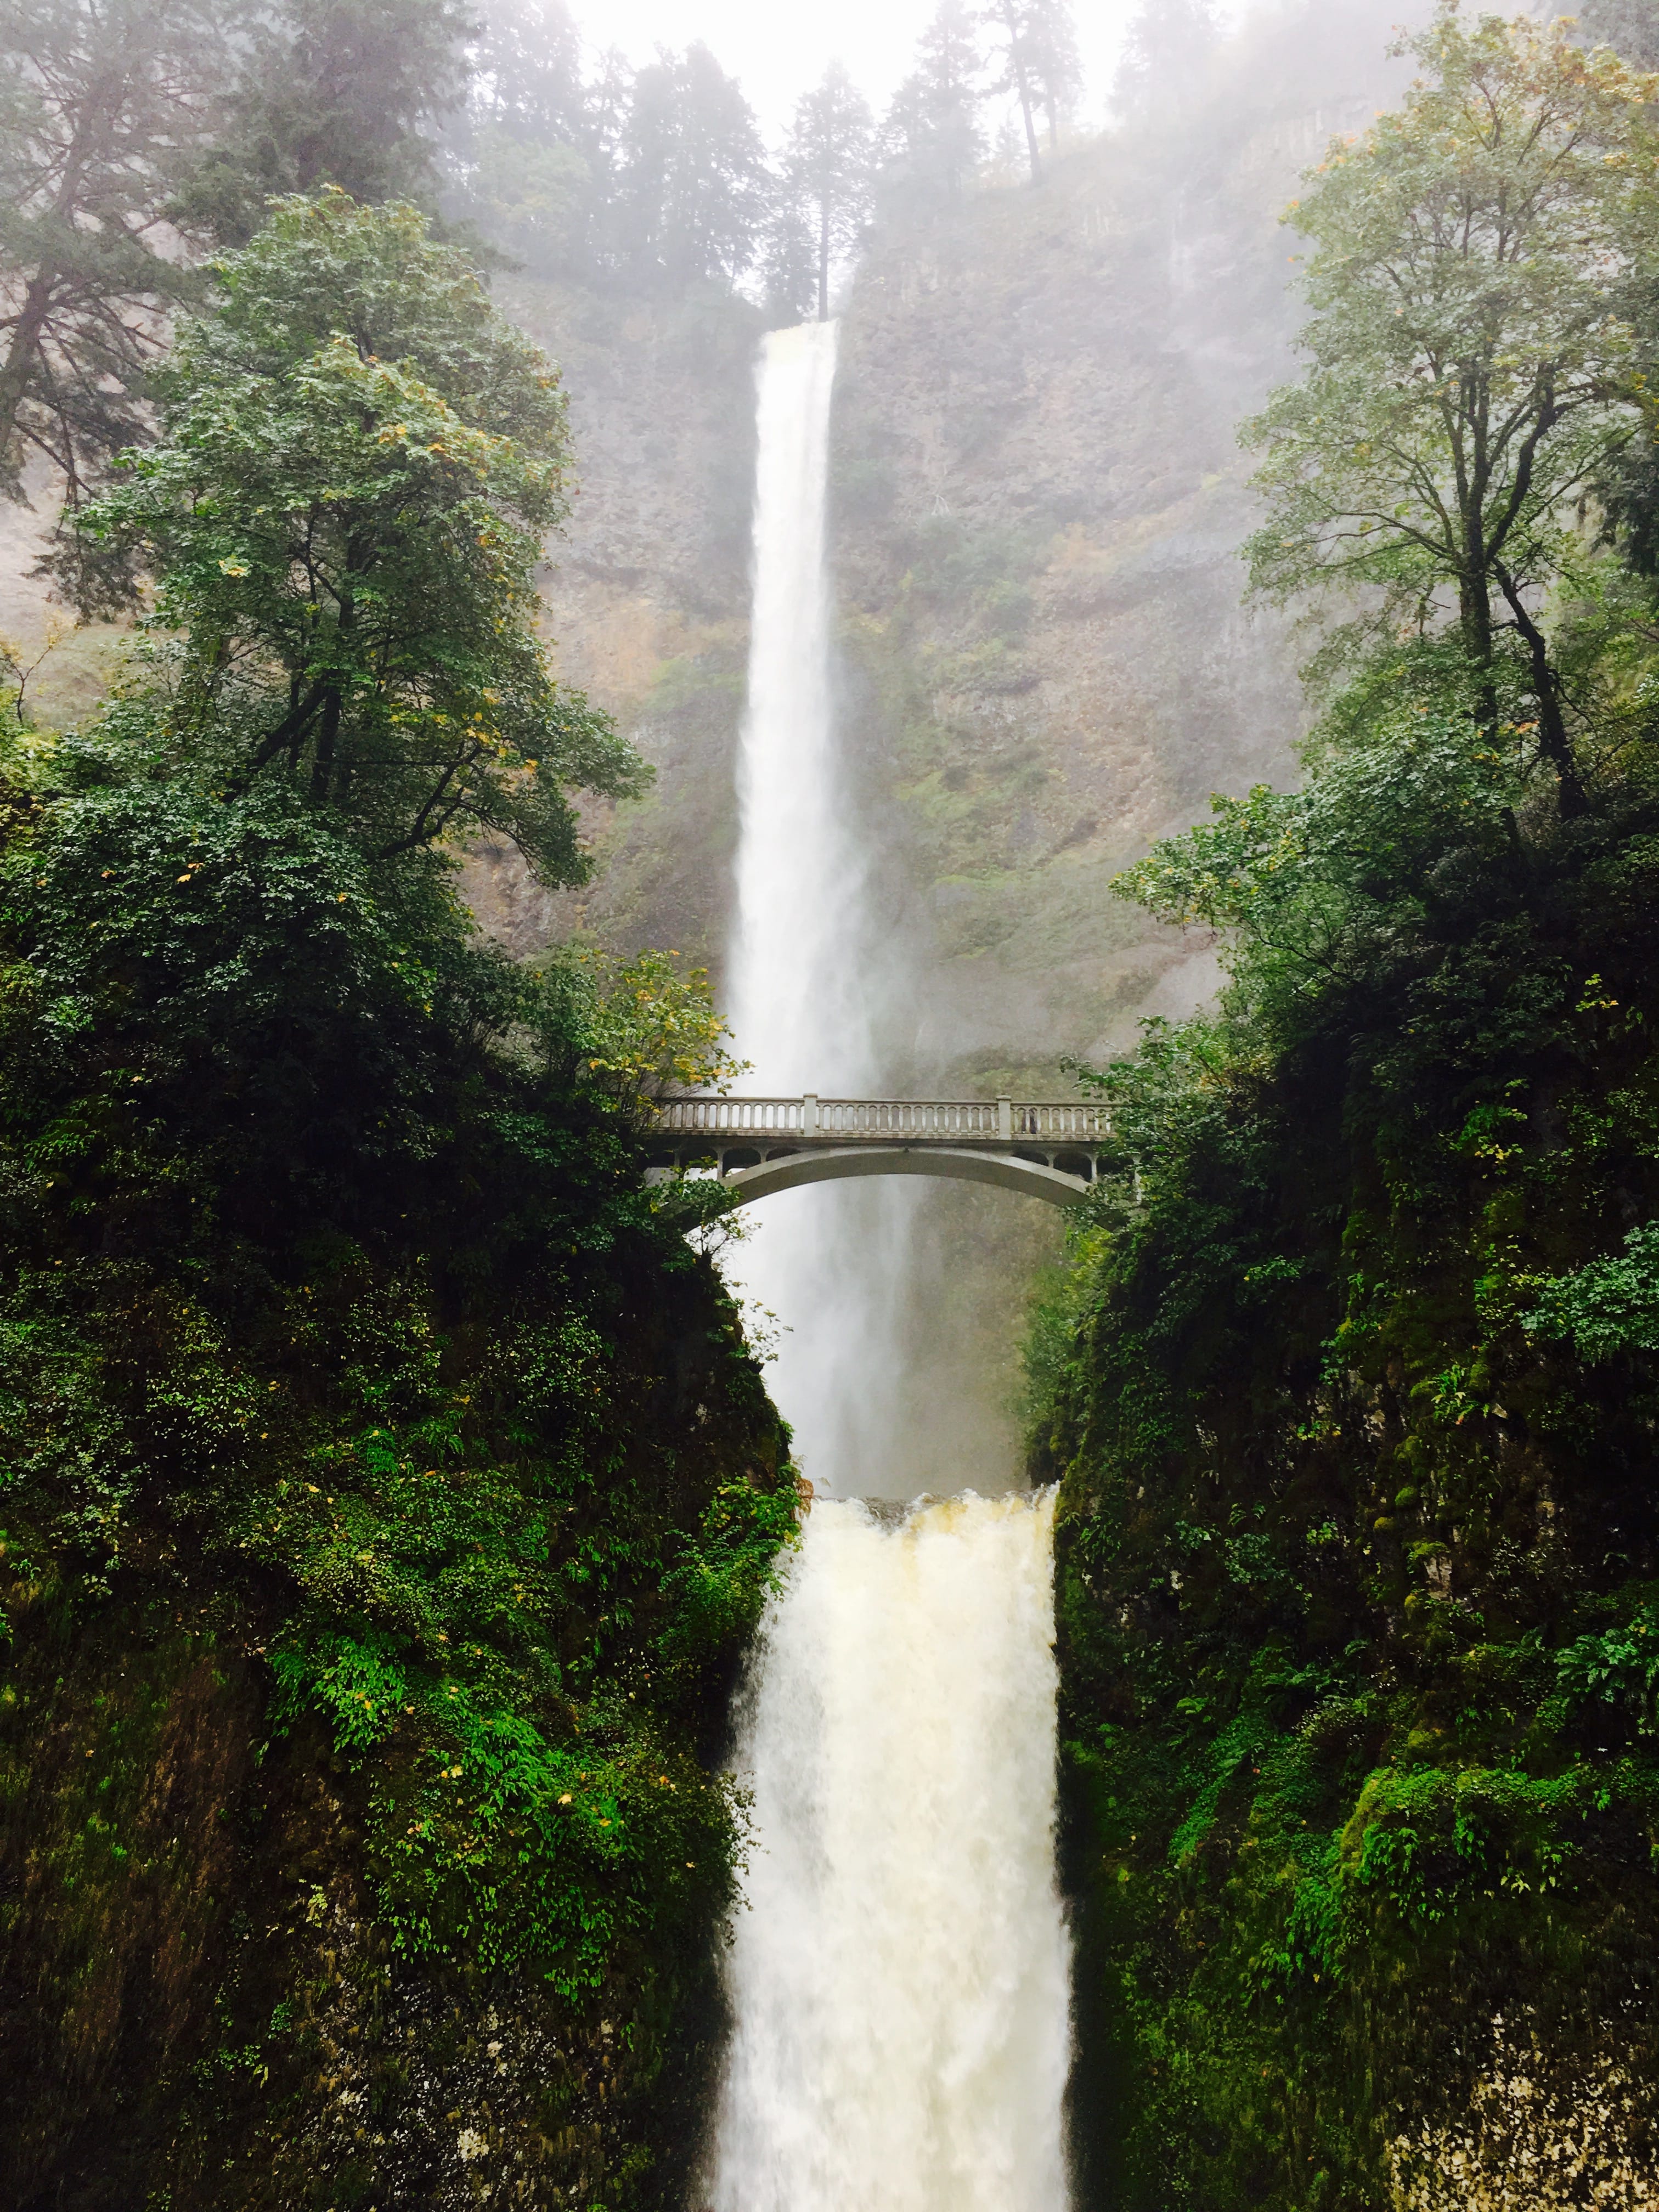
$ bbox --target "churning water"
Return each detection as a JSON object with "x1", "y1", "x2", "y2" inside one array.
[
  {"x1": 711, "y1": 322, "x2": 1071, "y2": 2208},
  {"x1": 710, "y1": 1496, "x2": 1071, "y2": 2212}
]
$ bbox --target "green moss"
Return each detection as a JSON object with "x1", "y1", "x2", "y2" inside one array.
[
  {"x1": 0, "y1": 770, "x2": 792, "y2": 2209},
  {"x1": 1033, "y1": 806, "x2": 1659, "y2": 2208}
]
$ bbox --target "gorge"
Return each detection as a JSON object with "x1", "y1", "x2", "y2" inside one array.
[{"x1": 3, "y1": 0, "x2": 1659, "y2": 2205}]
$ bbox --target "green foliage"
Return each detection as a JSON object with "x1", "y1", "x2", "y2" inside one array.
[
  {"x1": 1038, "y1": 794, "x2": 1659, "y2": 2197},
  {"x1": 1040, "y1": 30, "x2": 1659, "y2": 2199},
  {"x1": 175, "y1": 0, "x2": 474, "y2": 246},
  {"x1": 0, "y1": 744, "x2": 792, "y2": 2204},
  {"x1": 75, "y1": 194, "x2": 642, "y2": 878},
  {"x1": 0, "y1": 186, "x2": 788, "y2": 2208},
  {"x1": 1525, "y1": 1220, "x2": 1659, "y2": 1361},
  {"x1": 1243, "y1": 5, "x2": 1659, "y2": 806}
]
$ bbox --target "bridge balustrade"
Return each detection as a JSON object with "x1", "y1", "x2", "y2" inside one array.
[{"x1": 655, "y1": 1096, "x2": 1111, "y2": 1144}]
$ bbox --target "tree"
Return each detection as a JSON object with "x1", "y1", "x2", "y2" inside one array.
[
  {"x1": 1576, "y1": 0, "x2": 1659, "y2": 70},
  {"x1": 76, "y1": 193, "x2": 642, "y2": 879},
  {"x1": 1113, "y1": 0, "x2": 1218, "y2": 117},
  {"x1": 612, "y1": 43, "x2": 766, "y2": 291},
  {"x1": 0, "y1": 0, "x2": 231, "y2": 514},
  {"x1": 981, "y1": 0, "x2": 1078, "y2": 183},
  {"x1": 176, "y1": 0, "x2": 476, "y2": 246},
  {"x1": 450, "y1": 0, "x2": 602, "y2": 277},
  {"x1": 882, "y1": 1, "x2": 986, "y2": 205},
  {"x1": 1026, "y1": 0, "x2": 1081, "y2": 153},
  {"x1": 775, "y1": 64, "x2": 873, "y2": 321},
  {"x1": 469, "y1": 0, "x2": 584, "y2": 145},
  {"x1": 1243, "y1": 5, "x2": 1659, "y2": 816}
]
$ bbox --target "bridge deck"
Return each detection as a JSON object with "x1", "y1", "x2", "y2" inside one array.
[{"x1": 655, "y1": 1095, "x2": 1109, "y2": 1148}]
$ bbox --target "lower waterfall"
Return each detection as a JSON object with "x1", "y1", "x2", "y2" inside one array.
[{"x1": 709, "y1": 1494, "x2": 1071, "y2": 2210}]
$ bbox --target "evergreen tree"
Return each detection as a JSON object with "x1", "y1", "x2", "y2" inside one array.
[
  {"x1": 0, "y1": 0, "x2": 233, "y2": 515},
  {"x1": 454, "y1": 0, "x2": 594, "y2": 275},
  {"x1": 1026, "y1": 0, "x2": 1081, "y2": 153},
  {"x1": 981, "y1": 0, "x2": 1077, "y2": 182},
  {"x1": 470, "y1": 0, "x2": 584, "y2": 144},
  {"x1": 1576, "y1": 0, "x2": 1659, "y2": 70},
  {"x1": 774, "y1": 63, "x2": 873, "y2": 320},
  {"x1": 1113, "y1": 0, "x2": 1218, "y2": 116},
  {"x1": 177, "y1": 0, "x2": 476, "y2": 246},
  {"x1": 612, "y1": 43, "x2": 766, "y2": 292},
  {"x1": 883, "y1": 1, "x2": 986, "y2": 205}
]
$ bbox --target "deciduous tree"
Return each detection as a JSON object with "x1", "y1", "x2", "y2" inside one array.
[
  {"x1": 1243, "y1": 4, "x2": 1659, "y2": 815},
  {"x1": 76, "y1": 193, "x2": 641, "y2": 879}
]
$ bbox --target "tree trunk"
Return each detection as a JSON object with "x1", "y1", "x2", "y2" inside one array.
[
  {"x1": 1495, "y1": 567, "x2": 1587, "y2": 818},
  {"x1": 0, "y1": 264, "x2": 60, "y2": 465},
  {"x1": 1017, "y1": 70, "x2": 1042, "y2": 183},
  {"x1": 1460, "y1": 572, "x2": 1500, "y2": 737},
  {"x1": 310, "y1": 688, "x2": 342, "y2": 805},
  {"x1": 817, "y1": 202, "x2": 830, "y2": 322}
]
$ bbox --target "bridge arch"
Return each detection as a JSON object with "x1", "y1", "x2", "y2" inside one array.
[{"x1": 657, "y1": 1146, "x2": 1092, "y2": 1211}]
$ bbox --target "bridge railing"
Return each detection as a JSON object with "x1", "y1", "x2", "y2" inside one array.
[{"x1": 655, "y1": 1096, "x2": 1111, "y2": 1143}]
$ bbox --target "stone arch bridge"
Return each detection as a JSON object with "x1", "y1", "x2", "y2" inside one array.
[{"x1": 647, "y1": 1096, "x2": 1110, "y2": 1210}]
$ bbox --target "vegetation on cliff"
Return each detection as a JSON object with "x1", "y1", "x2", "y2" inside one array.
[
  {"x1": 0, "y1": 198, "x2": 792, "y2": 2211},
  {"x1": 1032, "y1": 13, "x2": 1659, "y2": 2205}
]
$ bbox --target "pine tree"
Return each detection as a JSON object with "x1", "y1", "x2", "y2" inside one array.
[
  {"x1": 1113, "y1": 0, "x2": 1218, "y2": 116},
  {"x1": 0, "y1": 0, "x2": 233, "y2": 516},
  {"x1": 470, "y1": 0, "x2": 584, "y2": 145},
  {"x1": 176, "y1": 0, "x2": 475, "y2": 247},
  {"x1": 774, "y1": 64, "x2": 873, "y2": 320},
  {"x1": 981, "y1": 0, "x2": 1078, "y2": 183},
  {"x1": 612, "y1": 43, "x2": 766, "y2": 292},
  {"x1": 883, "y1": 1, "x2": 986, "y2": 205}
]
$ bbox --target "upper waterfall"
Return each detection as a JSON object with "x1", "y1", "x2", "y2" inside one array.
[{"x1": 728, "y1": 320, "x2": 874, "y2": 1095}]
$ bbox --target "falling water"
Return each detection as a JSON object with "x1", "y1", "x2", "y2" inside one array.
[
  {"x1": 722, "y1": 319, "x2": 913, "y2": 1497},
  {"x1": 712, "y1": 323, "x2": 1071, "y2": 2208},
  {"x1": 712, "y1": 1496, "x2": 1071, "y2": 2212}
]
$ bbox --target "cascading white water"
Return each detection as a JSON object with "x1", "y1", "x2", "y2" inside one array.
[
  {"x1": 713, "y1": 321, "x2": 1071, "y2": 2209},
  {"x1": 712, "y1": 1496, "x2": 1072, "y2": 2212},
  {"x1": 727, "y1": 319, "x2": 870, "y2": 1094},
  {"x1": 722, "y1": 319, "x2": 915, "y2": 1498}
]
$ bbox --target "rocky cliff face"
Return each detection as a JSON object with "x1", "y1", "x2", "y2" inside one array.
[
  {"x1": 826, "y1": 1, "x2": 1407, "y2": 1087},
  {"x1": 460, "y1": 282, "x2": 762, "y2": 968}
]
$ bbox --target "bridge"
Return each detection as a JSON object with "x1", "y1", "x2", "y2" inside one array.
[{"x1": 646, "y1": 1096, "x2": 1110, "y2": 1210}]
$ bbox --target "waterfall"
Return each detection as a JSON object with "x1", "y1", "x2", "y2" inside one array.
[
  {"x1": 712, "y1": 323, "x2": 1071, "y2": 2209},
  {"x1": 711, "y1": 1496, "x2": 1072, "y2": 2212},
  {"x1": 722, "y1": 318, "x2": 913, "y2": 1499}
]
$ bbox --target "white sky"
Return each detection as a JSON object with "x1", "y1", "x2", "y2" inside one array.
[{"x1": 577, "y1": 0, "x2": 1250, "y2": 142}]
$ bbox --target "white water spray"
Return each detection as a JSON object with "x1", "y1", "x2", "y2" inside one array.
[
  {"x1": 712, "y1": 1496, "x2": 1072, "y2": 2212},
  {"x1": 712, "y1": 323, "x2": 1071, "y2": 2209},
  {"x1": 722, "y1": 319, "x2": 914, "y2": 1498}
]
